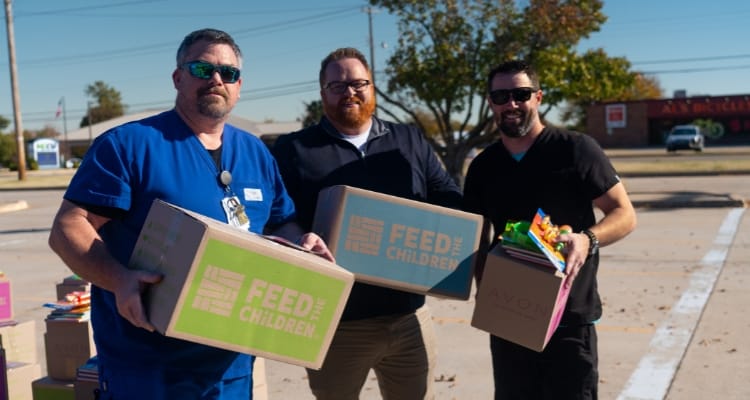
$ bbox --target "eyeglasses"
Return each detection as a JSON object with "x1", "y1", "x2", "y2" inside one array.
[
  {"x1": 181, "y1": 61, "x2": 241, "y2": 83},
  {"x1": 489, "y1": 87, "x2": 536, "y2": 105},
  {"x1": 324, "y1": 79, "x2": 371, "y2": 95}
]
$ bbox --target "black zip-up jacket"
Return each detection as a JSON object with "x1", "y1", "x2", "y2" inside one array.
[{"x1": 272, "y1": 116, "x2": 462, "y2": 321}]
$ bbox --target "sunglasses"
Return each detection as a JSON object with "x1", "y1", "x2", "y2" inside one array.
[
  {"x1": 181, "y1": 61, "x2": 241, "y2": 83},
  {"x1": 489, "y1": 87, "x2": 536, "y2": 105},
  {"x1": 324, "y1": 79, "x2": 371, "y2": 95}
]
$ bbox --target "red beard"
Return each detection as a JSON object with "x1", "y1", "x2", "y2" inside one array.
[{"x1": 324, "y1": 94, "x2": 376, "y2": 131}]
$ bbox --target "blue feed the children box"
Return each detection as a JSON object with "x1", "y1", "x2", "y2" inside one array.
[{"x1": 312, "y1": 185, "x2": 487, "y2": 300}]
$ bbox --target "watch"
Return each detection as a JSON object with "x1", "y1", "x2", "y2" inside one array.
[{"x1": 581, "y1": 229, "x2": 599, "y2": 256}]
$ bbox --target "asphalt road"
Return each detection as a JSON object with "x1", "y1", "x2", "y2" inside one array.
[{"x1": 1, "y1": 174, "x2": 748, "y2": 399}]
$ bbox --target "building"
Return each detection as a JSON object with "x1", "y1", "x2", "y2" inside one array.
[
  {"x1": 57, "y1": 110, "x2": 301, "y2": 160},
  {"x1": 586, "y1": 93, "x2": 750, "y2": 147}
]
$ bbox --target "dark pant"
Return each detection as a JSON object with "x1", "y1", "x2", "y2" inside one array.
[
  {"x1": 96, "y1": 362, "x2": 252, "y2": 400},
  {"x1": 490, "y1": 324, "x2": 598, "y2": 400}
]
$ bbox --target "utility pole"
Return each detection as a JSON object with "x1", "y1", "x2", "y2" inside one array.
[
  {"x1": 363, "y1": 6, "x2": 379, "y2": 116},
  {"x1": 61, "y1": 97, "x2": 69, "y2": 161},
  {"x1": 4, "y1": 0, "x2": 26, "y2": 180},
  {"x1": 87, "y1": 102, "x2": 93, "y2": 146},
  {"x1": 363, "y1": 6, "x2": 377, "y2": 86}
]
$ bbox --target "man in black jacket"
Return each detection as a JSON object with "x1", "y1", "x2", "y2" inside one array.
[{"x1": 272, "y1": 47, "x2": 461, "y2": 400}]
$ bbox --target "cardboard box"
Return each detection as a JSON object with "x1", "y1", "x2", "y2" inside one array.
[
  {"x1": 44, "y1": 319, "x2": 96, "y2": 381},
  {"x1": 56, "y1": 276, "x2": 90, "y2": 301},
  {"x1": 74, "y1": 356, "x2": 98, "y2": 400},
  {"x1": 32, "y1": 376, "x2": 75, "y2": 400},
  {"x1": 128, "y1": 199, "x2": 354, "y2": 370},
  {"x1": 74, "y1": 379, "x2": 99, "y2": 400},
  {"x1": 7, "y1": 362, "x2": 42, "y2": 400},
  {"x1": 0, "y1": 274, "x2": 12, "y2": 323},
  {"x1": 0, "y1": 320, "x2": 37, "y2": 364},
  {"x1": 312, "y1": 185, "x2": 485, "y2": 300},
  {"x1": 471, "y1": 245, "x2": 571, "y2": 352}
]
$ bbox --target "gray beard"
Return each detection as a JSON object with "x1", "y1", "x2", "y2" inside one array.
[
  {"x1": 499, "y1": 110, "x2": 533, "y2": 138},
  {"x1": 198, "y1": 99, "x2": 230, "y2": 120}
]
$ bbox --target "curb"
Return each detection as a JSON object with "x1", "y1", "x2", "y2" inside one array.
[
  {"x1": 632, "y1": 199, "x2": 747, "y2": 209},
  {"x1": 631, "y1": 193, "x2": 747, "y2": 209},
  {"x1": 0, "y1": 200, "x2": 29, "y2": 213}
]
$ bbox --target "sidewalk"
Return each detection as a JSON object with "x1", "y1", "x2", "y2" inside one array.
[
  {"x1": 2, "y1": 171, "x2": 747, "y2": 399},
  {"x1": 1, "y1": 168, "x2": 748, "y2": 211}
]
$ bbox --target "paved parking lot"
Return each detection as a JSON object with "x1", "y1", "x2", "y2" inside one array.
[{"x1": 1, "y1": 173, "x2": 748, "y2": 399}]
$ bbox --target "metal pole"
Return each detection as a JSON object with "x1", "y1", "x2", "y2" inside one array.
[
  {"x1": 4, "y1": 0, "x2": 26, "y2": 180},
  {"x1": 364, "y1": 6, "x2": 378, "y2": 117},
  {"x1": 366, "y1": 7, "x2": 375, "y2": 87},
  {"x1": 62, "y1": 96, "x2": 68, "y2": 161},
  {"x1": 87, "y1": 102, "x2": 93, "y2": 146}
]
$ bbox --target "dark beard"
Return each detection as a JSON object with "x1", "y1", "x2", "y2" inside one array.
[
  {"x1": 197, "y1": 90, "x2": 230, "y2": 119},
  {"x1": 498, "y1": 110, "x2": 533, "y2": 138}
]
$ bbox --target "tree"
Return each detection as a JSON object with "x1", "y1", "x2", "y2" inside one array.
[
  {"x1": 0, "y1": 115, "x2": 9, "y2": 132},
  {"x1": 0, "y1": 133, "x2": 14, "y2": 167},
  {"x1": 369, "y1": 0, "x2": 638, "y2": 184},
  {"x1": 79, "y1": 81, "x2": 126, "y2": 127},
  {"x1": 300, "y1": 100, "x2": 324, "y2": 128}
]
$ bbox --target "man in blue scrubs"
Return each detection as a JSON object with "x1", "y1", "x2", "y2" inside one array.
[{"x1": 48, "y1": 28, "x2": 333, "y2": 399}]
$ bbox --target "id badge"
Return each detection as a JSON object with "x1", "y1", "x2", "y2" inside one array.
[{"x1": 221, "y1": 195, "x2": 250, "y2": 231}]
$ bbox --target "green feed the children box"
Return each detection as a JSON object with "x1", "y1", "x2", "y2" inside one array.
[{"x1": 129, "y1": 199, "x2": 354, "y2": 370}]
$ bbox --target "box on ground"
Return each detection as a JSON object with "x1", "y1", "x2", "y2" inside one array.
[
  {"x1": 312, "y1": 185, "x2": 486, "y2": 300},
  {"x1": 129, "y1": 199, "x2": 354, "y2": 370},
  {"x1": 0, "y1": 273, "x2": 12, "y2": 323},
  {"x1": 32, "y1": 376, "x2": 75, "y2": 400},
  {"x1": 74, "y1": 356, "x2": 98, "y2": 400},
  {"x1": 7, "y1": 362, "x2": 42, "y2": 400},
  {"x1": 44, "y1": 319, "x2": 96, "y2": 381},
  {"x1": 56, "y1": 275, "x2": 90, "y2": 301},
  {"x1": 471, "y1": 245, "x2": 571, "y2": 352},
  {"x1": 0, "y1": 320, "x2": 38, "y2": 364}
]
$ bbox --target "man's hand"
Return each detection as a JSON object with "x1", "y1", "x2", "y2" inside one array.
[
  {"x1": 298, "y1": 232, "x2": 336, "y2": 263},
  {"x1": 555, "y1": 232, "x2": 590, "y2": 288},
  {"x1": 112, "y1": 269, "x2": 163, "y2": 332}
]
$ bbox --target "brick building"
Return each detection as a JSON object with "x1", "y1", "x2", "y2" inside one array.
[{"x1": 586, "y1": 94, "x2": 750, "y2": 147}]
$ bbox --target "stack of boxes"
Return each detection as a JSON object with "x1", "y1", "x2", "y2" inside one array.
[
  {"x1": 32, "y1": 275, "x2": 95, "y2": 400},
  {"x1": 0, "y1": 271, "x2": 43, "y2": 400}
]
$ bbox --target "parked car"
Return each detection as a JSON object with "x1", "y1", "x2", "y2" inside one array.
[
  {"x1": 665, "y1": 124, "x2": 705, "y2": 152},
  {"x1": 64, "y1": 157, "x2": 82, "y2": 168}
]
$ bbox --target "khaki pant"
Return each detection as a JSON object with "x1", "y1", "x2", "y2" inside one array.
[{"x1": 306, "y1": 305, "x2": 437, "y2": 400}]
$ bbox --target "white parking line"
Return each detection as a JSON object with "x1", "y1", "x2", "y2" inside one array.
[{"x1": 617, "y1": 207, "x2": 745, "y2": 400}]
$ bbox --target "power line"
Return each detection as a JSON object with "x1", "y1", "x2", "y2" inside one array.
[
  {"x1": 632, "y1": 53, "x2": 750, "y2": 66},
  {"x1": 13, "y1": 0, "x2": 163, "y2": 18},
  {"x1": 7, "y1": 7, "x2": 361, "y2": 69},
  {"x1": 641, "y1": 64, "x2": 750, "y2": 75}
]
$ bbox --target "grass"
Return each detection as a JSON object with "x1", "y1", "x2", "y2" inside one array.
[
  {"x1": 611, "y1": 158, "x2": 750, "y2": 176},
  {"x1": 2, "y1": 149, "x2": 750, "y2": 190}
]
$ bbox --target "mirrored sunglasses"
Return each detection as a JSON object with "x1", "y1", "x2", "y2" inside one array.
[{"x1": 181, "y1": 61, "x2": 241, "y2": 83}]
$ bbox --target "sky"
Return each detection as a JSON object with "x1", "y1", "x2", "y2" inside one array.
[{"x1": 1, "y1": 0, "x2": 750, "y2": 133}]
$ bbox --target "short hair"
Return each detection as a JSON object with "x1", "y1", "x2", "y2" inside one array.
[
  {"x1": 176, "y1": 28, "x2": 242, "y2": 68},
  {"x1": 486, "y1": 60, "x2": 540, "y2": 93},
  {"x1": 319, "y1": 47, "x2": 371, "y2": 87}
]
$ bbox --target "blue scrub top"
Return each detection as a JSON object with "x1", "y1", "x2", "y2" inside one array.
[{"x1": 64, "y1": 110, "x2": 296, "y2": 385}]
